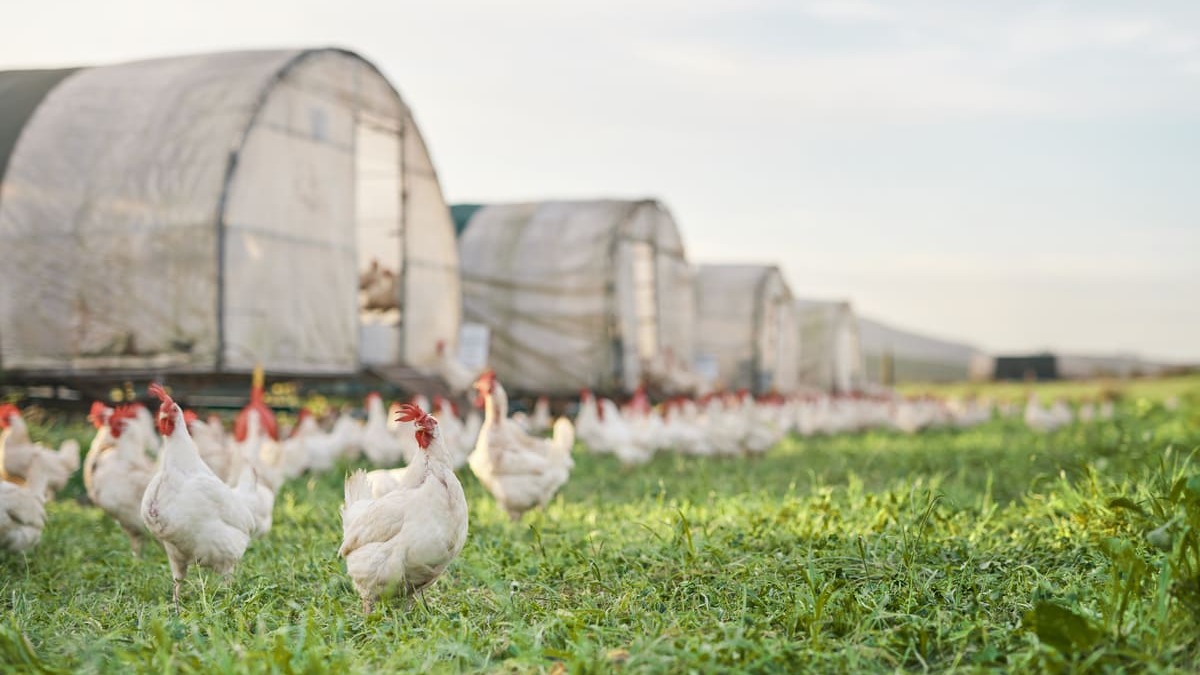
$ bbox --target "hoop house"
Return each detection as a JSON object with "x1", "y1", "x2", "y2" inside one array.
[
  {"x1": 456, "y1": 199, "x2": 694, "y2": 395},
  {"x1": 794, "y1": 299, "x2": 866, "y2": 393},
  {"x1": 693, "y1": 264, "x2": 798, "y2": 394},
  {"x1": 0, "y1": 49, "x2": 460, "y2": 377}
]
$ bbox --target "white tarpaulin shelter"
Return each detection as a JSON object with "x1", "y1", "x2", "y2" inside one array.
[
  {"x1": 456, "y1": 199, "x2": 695, "y2": 395},
  {"x1": 858, "y1": 316, "x2": 981, "y2": 383},
  {"x1": 693, "y1": 264, "x2": 798, "y2": 394},
  {"x1": 795, "y1": 299, "x2": 866, "y2": 393},
  {"x1": 0, "y1": 48, "x2": 460, "y2": 378}
]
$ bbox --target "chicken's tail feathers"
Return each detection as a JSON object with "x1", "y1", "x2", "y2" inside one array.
[
  {"x1": 23, "y1": 452, "x2": 53, "y2": 502},
  {"x1": 234, "y1": 462, "x2": 257, "y2": 493},
  {"x1": 57, "y1": 438, "x2": 81, "y2": 473},
  {"x1": 343, "y1": 469, "x2": 372, "y2": 510}
]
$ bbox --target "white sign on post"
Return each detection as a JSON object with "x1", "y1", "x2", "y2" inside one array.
[{"x1": 456, "y1": 323, "x2": 491, "y2": 371}]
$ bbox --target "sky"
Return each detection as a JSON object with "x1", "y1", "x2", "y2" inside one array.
[{"x1": 3, "y1": 0, "x2": 1199, "y2": 362}]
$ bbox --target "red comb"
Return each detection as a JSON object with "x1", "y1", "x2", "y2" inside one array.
[
  {"x1": 148, "y1": 384, "x2": 179, "y2": 436},
  {"x1": 0, "y1": 403, "x2": 20, "y2": 428},
  {"x1": 88, "y1": 401, "x2": 112, "y2": 429},
  {"x1": 395, "y1": 403, "x2": 438, "y2": 449},
  {"x1": 148, "y1": 383, "x2": 170, "y2": 402},
  {"x1": 396, "y1": 403, "x2": 429, "y2": 425},
  {"x1": 108, "y1": 405, "x2": 140, "y2": 438}
]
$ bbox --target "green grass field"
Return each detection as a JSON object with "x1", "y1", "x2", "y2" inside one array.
[
  {"x1": 899, "y1": 373, "x2": 1200, "y2": 404},
  {"x1": 3, "y1": 379, "x2": 1200, "y2": 673}
]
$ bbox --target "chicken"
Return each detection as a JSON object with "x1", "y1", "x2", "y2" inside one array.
[
  {"x1": 234, "y1": 367, "x2": 279, "y2": 446},
  {"x1": 361, "y1": 266, "x2": 399, "y2": 312},
  {"x1": 0, "y1": 452, "x2": 52, "y2": 553},
  {"x1": 127, "y1": 403, "x2": 162, "y2": 460},
  {"x1": 187, "y1": 413, "x2": 234, "y2": 483},
  {"x1": 361, "y1": 467, "x2": 410, "y2": 498},
  {"x1": 276, "y1": 410, "x2": 316, "y2": 480},
  {"x1": 83, "y1": 404, "x2": 156, "y2": 555},
  {"x1": 742, "y1": 395, "x2": 785, "y2": 456},
  {"x1": 230, "y1": 408, "x2": 285, "y2": 493},
  {"x1": 459, "y1": 408, "x2": 483, "y2": 466},
  {"x1": 662, "y1": 398, "x2": 714, "y2": 457},
  {"x1": 529, "y1": 396, "x2": 552, "y2": 435},
  {"x1": 140, "y1": 384, "x2": 259, "y2": 608},
  {"x1": 432, "y1": 396, "x2": 472, "y2": 469},
  {"x1": 0, "y1": 403, "x2": 80, "y2": 497},
  {"x1": 362, "y1": 393, "x2": 409, "y2": 467},
  {"x1": 705, "y1": 394, "x2": 749, "y2": 457},
  {"x1": 229, "y1": 369, "x2": 285, "y2": 491},
  {"x1": 387, "y1": 398, "x2": 426, "y2": 465},
  {"x1": 228, "y1": 457, "x2": 276, "y2": 540},
  {"x1": 340, "y1": 403, "x2": 468, "y2": 613},
  {"x1": 469, "y1": 371, "x2": 575, "y2": 520},
  {"x1": 298, "y1": 410, "x2": 364, "y2": 473},
  {"x1": 599, "y1": 398, "x2": 655, "y2": 466},
  {"x1": 434, "y1": 339, "x2": 479, "y2": 395},
  {"x1": 1024, "y1": 394, "x2": 1072, "y2": 433},
  {"x1": 574, "y1": 390, "x2": 605, "y2": 451},
  {"x1": 1078, "y1": 401, "x2": 1096, "y2": 424},
  {"x1": 623, "y1": 386, "x2": 671, "y2": 456}
]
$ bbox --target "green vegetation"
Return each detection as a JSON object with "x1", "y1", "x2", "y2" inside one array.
[
  {"x1": 3, "y1": 380, "x2": 1200, "y2": 673},
  {"x1": 899, "y1": 373, "x2": 1200, "y2": 404}
]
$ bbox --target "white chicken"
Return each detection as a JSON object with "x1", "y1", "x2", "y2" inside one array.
[
  {"x1": 186, "y1": 413, "x2": 234, "y2": 483},
  {"x1": 140, "y1": 384, "x2": 260, "y2": 608},
  {"x1": 230, "y1": 409, "x2": 285, "y2": 493},
  {"x1": 663, "y1": 399, "x2": 714, "y2": 457},
  {"x1": 0, "y1": 452, "x2": 52, "y2": 553},
  {"x1": 230, "y1": 369, "x2": 284, "y2": 490},
  {"x1": 0, "y1": 403, "x2": 80, "y2": 497},
  {"x1": 434, "y1": 339, "x2": 480, "y2": 395},
  {"x1": 587, "y1": 399, "x2": 646, "y2": 466},
  {"x1": 83, "y1": 404, "x2": 156, "y2": 555},
  {"x1": 704, "y1": 394, "x2": 749, "y2": 458},
  {"x1": 529, "y1": 396, "x2": 552, "y2": 435},
  {"x1": 340, "y1": 403, "x2": 468, "y2": 613},
  {"x1": 574, "y1": 390, "x2": 605, "y2": 451},
  {"x1": 387, "y1": 398, "x2": 425, "y2": 464},
  {"x1": 275, "y1": 410, "x2": 316, "y2": 480},
  {"x1": 228, "y1": 457, "x2": 276, "y2": 540},
  {"x1": 1024, "y1": 394, "x2": 1072, "y2": 433},
  {"x1": 297, "y1": 410, "x2": 364, "y2": 473},
  {"x1": 623, "y1": 387, "x2": 671, "y2": 455},
  {"x1": 459, "y1": 407, "x2": 483, "y2": 467},
  {"x1": 362, "y1": 393, "x2": 409, "y2": 467},
  {"x1": 432, "y1": 396, "x2": 472, "y2": 469},
  {"x1": 361, "y1": 466, "x2": 411, "y2": 498},
  {"x1": 469, "y1": 371, "x2": 575, "y2": 520},
  {"x1": 742, "y1": 396, "x2": 785, "y2": 456},
  {"x1": 127, "y1": 402, "x2": 162, "y2": 459}
]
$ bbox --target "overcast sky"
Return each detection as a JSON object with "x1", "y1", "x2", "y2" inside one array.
[{"x1": 4, "y1": 0, "x2": 1198, "y2": 362}]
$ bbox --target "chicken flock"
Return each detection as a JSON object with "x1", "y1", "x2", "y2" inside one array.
[{"x1": 0, "y1": 375, "x2": 1119, "y2": 611}]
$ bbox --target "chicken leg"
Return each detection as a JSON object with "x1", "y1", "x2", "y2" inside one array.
[{"x1": 167, "y1": 551, "x2": 188, "y2": 612}]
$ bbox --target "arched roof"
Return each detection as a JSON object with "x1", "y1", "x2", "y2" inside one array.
[
  {"x1": 0, "y1": 48, "x2": 458, "y2": 376},
  {"x1": 456, "y1": 198, "x2": 690, "y2": 394},
  {"x1": 0, "y1": 68, "x2": 80, "y2": 186}
]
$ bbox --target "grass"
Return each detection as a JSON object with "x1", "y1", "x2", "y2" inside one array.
[
  {"x1": 2, "y1": 379, "x2": 1200, "y2": 673},
  {"x1": 898, "y1": 373, "x2": 1200, "y2": 403}
]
